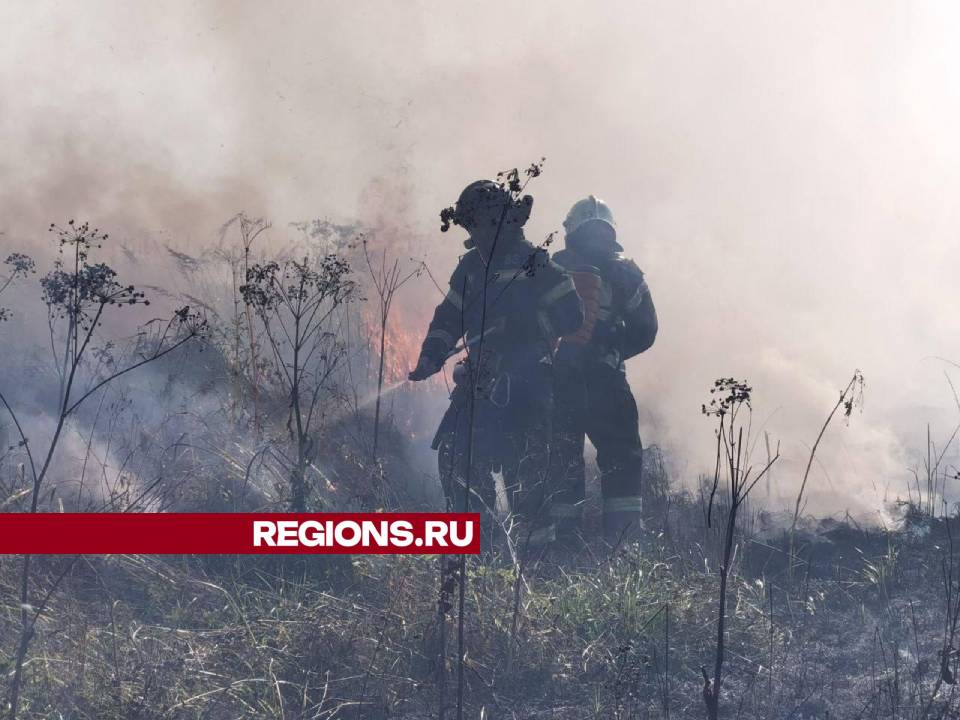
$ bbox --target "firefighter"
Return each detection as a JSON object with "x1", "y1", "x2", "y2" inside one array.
[
  {"x1": 408, "y1": 180, "x2": 584, "y2": 552},
  {"x1": 549, "y1": 195, "x2": 658, "y2": 545}
]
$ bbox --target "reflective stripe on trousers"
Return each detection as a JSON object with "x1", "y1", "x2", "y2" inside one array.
[{"x1": 603, "y1": 495, "x2": 643, "y2": 514}]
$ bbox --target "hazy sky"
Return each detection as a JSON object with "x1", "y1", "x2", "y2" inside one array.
[{"x1": 3, "y1": 1, "x2": 960, "y2": 518}]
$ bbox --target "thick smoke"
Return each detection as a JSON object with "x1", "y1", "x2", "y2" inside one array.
[{"x1": 2, "y1": 1, "x2": 960, "y2": 518}]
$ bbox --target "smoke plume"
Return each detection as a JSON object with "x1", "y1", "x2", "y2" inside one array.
[{"x1": 2, "y1": 1, "x2": 960, "y2": 518}]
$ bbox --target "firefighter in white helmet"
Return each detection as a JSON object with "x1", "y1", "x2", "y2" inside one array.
[{"x1": 548, "y1": 195, "x2": 658, "y2": 545}]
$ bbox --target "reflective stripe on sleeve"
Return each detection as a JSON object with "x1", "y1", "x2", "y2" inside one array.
[
  {"x1": 445, "y1": 287, "x2": 464, "y2": 310},
  {"x1": 540, "y1": 276, "x2": 577, "y2": 306},
  {"x1": 537, "y1": 311, "x2": 555, "y2": 339},
  {"x1": 425, "y1": 328, "x2": 457, "y2": 346},
  {"x1": 492, "y1": 268, "x2": 530, "y2": 283},
  {"x1": 625, "y1": 285, "x2": 646, "y2": 312}
]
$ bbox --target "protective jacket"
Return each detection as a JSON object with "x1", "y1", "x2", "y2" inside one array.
[
  {"x1": 416, "y1": 231, "x2": 584, "y2": 549},
  {"x1": 418, "y1": 237, "x2": 582, "y2": 381},
  {"x1": 550, "y1": 244, "x2": 657, "y2": 543},
  {"x1": 551, "y1": 248, "x2": 657, "y2": 369}
]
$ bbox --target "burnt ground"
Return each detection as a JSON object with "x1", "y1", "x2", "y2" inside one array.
[{"x1": 3, "y1": 487, "x2": 960, "y2": 719}]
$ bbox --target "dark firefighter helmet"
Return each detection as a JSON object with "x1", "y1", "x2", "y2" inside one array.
[
  {"x1": 563, "y1": 195, "x2": 623, "y2": 253},
  {"x1": 441, "y1": 180, "x2": 533, "y2": 248}
]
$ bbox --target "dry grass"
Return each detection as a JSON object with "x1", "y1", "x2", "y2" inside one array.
[{"x1": 3, "y1": 506, "x2": 959, "y2": 719}]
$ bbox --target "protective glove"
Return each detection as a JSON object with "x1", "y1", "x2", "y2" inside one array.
[{"x1": 408, "y1": 353, "x2": 444, "y2": 382}]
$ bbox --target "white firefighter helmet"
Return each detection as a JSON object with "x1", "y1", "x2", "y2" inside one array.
[{"x1": 563, "y1": 195, "x2": 622, "y2": 252}]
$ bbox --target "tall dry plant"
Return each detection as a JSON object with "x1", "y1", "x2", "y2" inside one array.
[
  {"x1": 241, "y1": 253, "x2": 355, "y2": 511},
  {"x1": 360, "y1": 237, "x2": 423, "y2": 461},
  {"x1": 788, "y1": 369, "x2": 864, "y2": 575},
  {"x1": 0, "y1": 253, "x2": 35, "y2": 322},
  {"x1": 700, "y1": 378, "x2": 779, "y2": 720},
  {"x1": 0, "y1": 220, "x2": 205, "y2": 720},
  {"x1": 219, "y1": 213, "x2": 271, "y2": 434},
  {"x1": 436, "y1": 161, "x2": 546, "y2": 720}
]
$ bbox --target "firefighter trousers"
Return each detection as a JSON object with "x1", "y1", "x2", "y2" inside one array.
[
  {"x1": 550, "y1": 360, "x2": 644, "y2": 541},
  {"x1": 435, "y1": 365, "x2": 556, "y2": 554}
]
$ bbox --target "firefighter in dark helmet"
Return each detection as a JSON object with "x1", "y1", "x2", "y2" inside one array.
[
  {"x1": 408, "y1": 180, "x2": 584, "y2": 551},
  {"x1": 549, "y1": 195, "x2": 658, "y2": 544}
]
